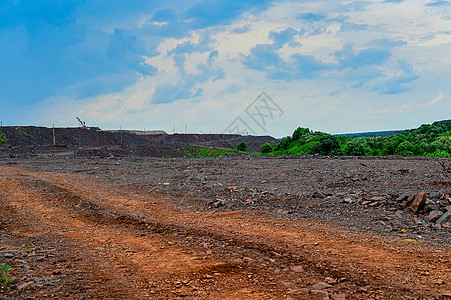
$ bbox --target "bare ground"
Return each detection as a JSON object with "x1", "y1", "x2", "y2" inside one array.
[{"x1": 0, "y1": 155, "x2": 450, "y2": 299}]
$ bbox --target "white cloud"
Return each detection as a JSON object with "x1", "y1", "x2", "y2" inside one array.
[
  {"x1": 425, "y1": 92, "x2": 444, "y2": 106},
  {"x1": 33, "y1": 0, "x2": 451, "y2": 136}
]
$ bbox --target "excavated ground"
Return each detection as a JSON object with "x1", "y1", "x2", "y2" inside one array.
[{"x1": 0, "y1": 154, "x2": 450, "y2": 299}]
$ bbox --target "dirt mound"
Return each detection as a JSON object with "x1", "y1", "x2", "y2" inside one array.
[{"x1": 0, "y1": 126, "x2": 276, "y2": 155}]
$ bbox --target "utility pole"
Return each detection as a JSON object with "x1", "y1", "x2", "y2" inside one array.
[
  {"x1": 96, "y1": 130, "x2": 99, "y2": 147},
  {"x1": 120, "y1": 127, "x2": 123, "y2": 145},
  {"x1": 52, "y1": 124, "x2": 56, "y2": 146}
]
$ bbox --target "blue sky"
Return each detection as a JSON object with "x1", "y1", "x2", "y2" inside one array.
[{"x1": 1, "y1": 0, "x2": 450, "y2": 136}]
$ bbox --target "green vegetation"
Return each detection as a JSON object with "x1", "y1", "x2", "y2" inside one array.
[
  {"x1": 1, "y1": 265, "x2": 12, "y2": 286},
  {"x1": 181, "y1": 145, "x2": 237, "y2": 157},
  {"x1": 236, "y1": 141, "x2": 247, "y2": 151},
  {"x1": 262, "y1": 122, "x2": 451, "y2": 158},
  {"x1": 261, "y1": 143, "x2": 273, "y2": 153},
  {"x1": 0, "y1": 131, "x2": 8, "y2": 145}
]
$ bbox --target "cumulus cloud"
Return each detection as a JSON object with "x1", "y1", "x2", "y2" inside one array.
[{"x1": 2, "y1": 0, "x2": 450, "y2": 135}]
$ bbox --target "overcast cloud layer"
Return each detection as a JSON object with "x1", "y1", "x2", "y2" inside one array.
[{"x1": 1, "y1": 0, "x2": 450, "y2": 136}]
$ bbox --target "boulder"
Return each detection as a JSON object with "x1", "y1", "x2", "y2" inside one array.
[
  {"x1": 424, "y1": 200, "x2": 440, "y2": 213},
  {"x1": 436, "y1": 211, "x2": 451, "y2": 225},
  {"x1": 427, "y1": 210, "x2": 444, "y2": 223},
  {"x1": 410, "y1": 192, "x2": 427, "y2": 214}
]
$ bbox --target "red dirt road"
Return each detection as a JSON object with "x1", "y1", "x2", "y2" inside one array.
[{"x1": 1, "y1": 161, "x2": 450, "y2": 299}]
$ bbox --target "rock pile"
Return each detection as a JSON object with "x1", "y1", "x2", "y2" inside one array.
[{"x1": 397, "y1": 192, "x2": 451, "y2": 227}]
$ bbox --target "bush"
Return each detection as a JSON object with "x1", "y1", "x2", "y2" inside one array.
[
  {"x1": 0, "y1": 132, "x2": 7, "y2": 145},
  {"x1": 343, "y1": 139, "x2": 365, "y2": 156},
  {"x1": 429, "y1": 149, "x2": 451, "y2": 158},
  {"x1": 236, "y1": 141, "x2": 247, "y2": 151},
  {"x1": 275, "y1": 136, "x2": 291, "y2": 150},
  {"x1": 261, "y1": 143, "x2": 273, "y2": 154}
]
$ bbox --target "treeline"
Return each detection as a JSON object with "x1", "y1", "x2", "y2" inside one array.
[{"x1": 260, "y1": 122, "x2": 451, "y2": 158}]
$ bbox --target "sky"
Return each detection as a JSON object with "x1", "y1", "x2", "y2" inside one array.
[{"x1": 0, "y1": 0, "x2": 450, "y2": 137}]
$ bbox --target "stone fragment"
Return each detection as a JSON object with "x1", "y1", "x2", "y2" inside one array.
[
  {"x1": 312, "y1": 191, "x2": 326, "y2": 199},
  {"x1": 436, "y1": 211, "x2": 451, "y2": 225},
  {"x1": 291, "y1": 265, "x2": 305, "y2": 273},
  {"x1": 324, "y1": 277, "x2": 337, "y2": 284},
  {"x1": 440, "y1": 199, "x2": 451, "y2": 207},
  {"x1": 396, "y1": 193, "x2": 410, "y2": 202},
  {"x1": 313, "y1": 282, "x2": 333, "y2": 290},
  {"x1": 17, "y1": 281, "x2": 33, "y2": 291},
  {"x1": 368, "y1": 202, "x2": 381, "y2": 207},
  {"x1": 369, "y1": 196, "x2": 385, "y2": 201},
  {"x1": 413, "y1": 217, "x2": 426, "y2": 226},
  {"x1": 428, "y1": 210, "x2": 444, "y2": 223},
  {"x1": 429, "y1": 192, "x2": 443, "y2": 199},
  {"x1": 424, "y1": 200, "x2": 440, "y2": 213},
  {"x1": 331, "y1": 293, "x2": 347, "y2": 300},
  {"x1": 410, "y1": 192, "x2": 427, "y2": 213},
  {"x1": 310, "y1": 290, "x2": 330, "y2": 300},
  {"x1": 3, "y1": 253, "x2": 14, "y2": 258}
]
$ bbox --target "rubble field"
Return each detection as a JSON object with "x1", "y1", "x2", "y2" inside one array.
[{"x1": 0, "y1": 154, "x2": 450, "y2": 299}]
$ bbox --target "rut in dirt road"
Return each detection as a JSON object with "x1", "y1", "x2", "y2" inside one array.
[{"x1": 1, "y1": 164, "x2": 450, "y2": 299}]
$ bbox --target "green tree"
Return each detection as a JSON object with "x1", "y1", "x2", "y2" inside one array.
[
  {"x1": 343, "y1": 139, "x2": 365, "y2": 156},
  {"x1": 292, "y1": 127, "x2": 310, "y2": 141},
  {"x1": 275, "y1": 136, "x2": 291, "y2": 150},
  {"x1": 301, "y1": 141, "x2": 321, "y2": 154},
  {"x1": 395, "y1": 141, "x2": 414, "y2": 155},
  {"x1": 236, "y1": 141, "x2": 247, "y2": 151},
  {"x1": 261, "y1": 143, "x2": 273, "y2": 154},
  {"x1": 319, "y1": 135, "x2": 340, "y2": 155}
]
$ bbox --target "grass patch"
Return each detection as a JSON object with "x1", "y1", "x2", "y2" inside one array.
[{"x1": 180, "y1": 145, "x2": 254, "y2": 157}]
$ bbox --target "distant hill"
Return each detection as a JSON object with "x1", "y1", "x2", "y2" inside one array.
[
  {"x1": 433, "y1": 119, "x2": 451, "y2": 124},
  {"x1": 337, "y1": 130, "x2": 402, "y2": 138}
]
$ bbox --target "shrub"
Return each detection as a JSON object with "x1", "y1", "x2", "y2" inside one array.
[
  {"x1": 429, "y1": 149, "x2": 451, "y2": 158},
  {"x1": 236, "y1": 141, "x2": 247, "y2": 151},
  {"x1": 261, "y1": 143, "x2": 273, "y2": 154},
  {"x1": 0, "y1": 132, "x2": 7, "y2": 145}
]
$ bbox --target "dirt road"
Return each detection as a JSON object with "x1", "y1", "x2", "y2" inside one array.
[{"x1": 0, "y1": 157, "x2": 450, "y2": 299}]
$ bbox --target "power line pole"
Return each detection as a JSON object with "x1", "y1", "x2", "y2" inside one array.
[{"x1": 52, "y1": 124, "x2": 56, "y2": 146}]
